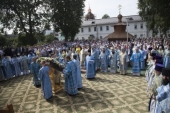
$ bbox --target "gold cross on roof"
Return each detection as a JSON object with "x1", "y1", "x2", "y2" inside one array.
[{"x1": 118, "y1": 4, "x2": 122, "y2": 14}]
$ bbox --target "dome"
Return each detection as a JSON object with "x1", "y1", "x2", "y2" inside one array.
[
  {"x1": 117, "y1": 14, "x2": 122, "y2": 23},
  {"x1": 85, "y1": 7, "x2": 95, "y2": 20}
]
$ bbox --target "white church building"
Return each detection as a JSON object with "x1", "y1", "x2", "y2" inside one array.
[{"x1": 75, "y1": 7, "x2": 164, "y2": 40}]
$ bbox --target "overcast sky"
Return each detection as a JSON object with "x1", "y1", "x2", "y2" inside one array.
[{"x1": 84, "y1": 0, "x2": 139, "y2": 19}]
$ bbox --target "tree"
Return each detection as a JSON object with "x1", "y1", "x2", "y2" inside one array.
[
  {"x1": 50, "y1": 0, "x2": 85, "y2": 41},
  {"x1": 0, "y1": 0, "x2": 50, "y2": 45},
  {"x1": 0, "y1": 35, "x2": 7, "y2": 47},
  {"x1": 102, "y1": 14, "x2": 110, "y2": 19},
  {"x1": 138, "y1": 0, "x2": 170, "y2": 35}
]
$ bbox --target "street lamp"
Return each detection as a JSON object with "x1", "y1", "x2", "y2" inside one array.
[{"x1": 126, "y1": 17, "x2": 130, "y2": 45}]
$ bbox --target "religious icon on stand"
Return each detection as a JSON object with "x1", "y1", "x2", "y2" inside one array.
[{"x1": 37, "y1": 57, "x2": 65, "y2": 94}]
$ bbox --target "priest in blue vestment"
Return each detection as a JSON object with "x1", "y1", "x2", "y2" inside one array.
[
  {"x1": 91, "y1": 46, "x2": 97, "y2": 71},
  {"x1": 95, "y1": 47, "x2": 100, "y2": 70},
  {"x1": 139, "y1": 46, "x2": 146, "y2": 70},
  {"x1": 105, "y1": 46, "x2": 110, "y2": 67},
  {"x1": 20, "y1": 53, "x2": 29, "y2": 75},
  {"x1": 163, "y1": 45, "x2": 170, "y2": 68},
  {"x1": 130, "y1": 47, "x2": 142, "y2": 76},
  {"x1": 38, "y1": 60, "x2": 52, "y2": 100},
  {"x1": 30, "y1": 57, "x2": 41, "y2": 87},
  {"x1": 85, "y1": 50, "x2": 96, "y2": 78},
  {"x1": 72, "y1": 55, "x2": 82, "y2": 89},
  {"x1": 99, "y1": 49, "x2": 108, "y2": 73},
  {"x1": 11, "y1": 54, "x2": 21, "y2": 76},
  {"x1": 155, "y1": 68, "x2": 170, "y2": 113},
  {"x1": 63, "y1": 56, "x2": 78, "y2": 95},
  {"x1": 2, "y1": 55, "x2": 13, "y2": 79},
  {"x1": 28, "y1": 51, "x2": 35, "y2": 67},
  {"x1": 109, "y1": 48, "x2": 118, "y2": 73}
]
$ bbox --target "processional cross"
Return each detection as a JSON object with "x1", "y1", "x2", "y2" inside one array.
[{"x1": 118, "y1": 4, "x2": 122, "y2": 14}]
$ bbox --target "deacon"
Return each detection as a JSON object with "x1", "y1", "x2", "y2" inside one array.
[
  {"x1": 11, "y1": 54, "x2": 21, "y2": 76},
  {"x1": 63, "y1": 56, "x2": 78, "y2": 95},
  {"x1": 20, "y1": 53, "x2": 29, "y2": 75},
  {"x1": 38, "y1": 60, "x2": 53, "y2": 100},
  {"x1": 30, "y1": 57, "x2": 41, "y2": 87},
  {"x1": 73, "y1": 55, "x2": 82, "y2": 89},
  {"x1": 2, "y1": 55, "x2": 13, "y2": 79},
  {"x1": 109, "y1": 48, "x2": 118, "y2": 73},
  {"x1": 99, "y1": 49, "x2": 107, "y2": 73},
  {"x1": 85, "y1": 50, "x2": 96, "y2": 78}
]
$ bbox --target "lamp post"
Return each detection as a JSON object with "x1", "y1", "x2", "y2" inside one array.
[
  {"x1": 126, "y1": 17, "x2": 130, "y2": 45},
  {"x1": 96, "y1": 24, "x2": 98, "y2": 39}
]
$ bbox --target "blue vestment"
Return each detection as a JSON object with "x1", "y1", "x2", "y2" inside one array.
[
  {"x1": 109, "y1": 53, "x2": 118, "y2": 73},
  {"x1": 38, "y1": 66, "x2": 52, "y2": 99},
  {"x1": 95, "y1": 49, "x2": 100, "y2": 69},
  {"x1": 2, "y1": 57, "x2": 13, "y2": 79},
  {"x1": 85, "y1": 55, "x2": 96, "y2": 78},
  {"x1": 20, "y1": 55, "x2": 29, "y2": 75},
  {"x1": 73, "y1": 59, "x2": 82, "y2": 88},
  {"x1": 11, "y1": 57, "x2": 21, "y2": 76},
  {"x1": 30, "y1": 62, "x2": 41, "y2": 86},
  {"x1": 130, "y1": 52, "x2": 142, "y2": 75},
  {"x1": 99, "y1": 52, "x2": 107, "y2": 72},
  {"x1": 28, "y1": 53, "x2": 35, "y2": 67},
  {"x1": 163, "y1": 49, "x2": 170, "y2": 68},
  {"x1": 91, "y1": 49, "x2": 97, "y2": 70},
  {"x1": 139, "y1": 50, "x2": 145, "y2": 69},
  {"x1": 105, "y1": 49, "x2": 110, "y2": 67},
  {"x1": 155, "y1": 84, "x2": 170, "y2": 113},
  {"x1": 63, "y1": 61, "x2": 78, "y2": 95}
]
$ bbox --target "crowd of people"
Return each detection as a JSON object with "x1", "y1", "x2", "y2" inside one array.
[{"x1": 0, "y1": 37, "x2": 170, "y2": 113}]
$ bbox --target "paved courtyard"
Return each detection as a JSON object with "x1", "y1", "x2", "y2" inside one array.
[{"x1": 0, "y1": 71, "x2": 149, "y2": 113}]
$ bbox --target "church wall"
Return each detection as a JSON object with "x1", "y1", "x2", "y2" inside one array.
[{"x1": 75, "y1": 15, "x2": 157, "y2": 40}]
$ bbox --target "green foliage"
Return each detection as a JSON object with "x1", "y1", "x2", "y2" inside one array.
[
  {"x1": 50, "y1": 0, "x2": 85, "y2": 41},
  {"x1": 0, "y1": 35, "x2": 7, "y2": 47},
  {"x1": 6, "y1": 38, "x2": 18, "y2": 46},
  {"x1": 35, "y1": 33, "x2": 45, "y2": 42},
  {"x1": 0, "y1": 0, "x2": 85, "y2": 43},
  {"x1": 138, "y1": 0, "x2": 170, "y2": 35},
  {"x1": 0, "y1": 0, "x2": 49, "y2": 41},
  {"x1": 45, "y1": 34, "x2": 55, "y2": 43},
  {"x1": 18, "y1": 34, "x2": 37, "y2": 46},
  {"x1": 102, "y1": 14, "x2": 110, "y2": 19}
]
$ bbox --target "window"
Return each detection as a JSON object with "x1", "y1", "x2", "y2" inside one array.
[
  {"x1": 106, "y1": 26, "x2": 109, "y2": 31},
  {"x1": 134, "y1": 34, "x2": 137, "y2": 38},
  {"x1": 141, "y1": 24, "x2": 143, "y2": 29},
  {"x1": 100, "y1": 36, "x2": 102, "y2": 39},
  {"x1": 140, "y1": 34, "x2": 143, "y2": 38},
  {"x1": 100, "y1": 26, "x2": 103, "y2": 31},
  {"x1": 94, "y1": 27, "x2": 96, "y2": 31},
  {"x1": 88, "y1": 27, "x2": 91, "y2": 32},
  {"x1": 134, "y1": 25, "x2": 137, "y2": 29},
  {"x1": 81, "y1": 28, "x2": 83, "y2": 32}
]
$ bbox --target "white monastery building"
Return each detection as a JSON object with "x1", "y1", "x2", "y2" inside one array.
[{"x1": 75, "y1": 7, "x2": 163, "y2": 40}]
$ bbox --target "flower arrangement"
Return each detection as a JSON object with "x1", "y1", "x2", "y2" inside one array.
[{"x1": 37, "y1": 57, "x2": 65, "y2": 71}]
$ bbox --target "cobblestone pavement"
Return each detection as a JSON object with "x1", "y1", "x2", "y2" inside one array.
[{"x1": 0, "y1": 71, "x2": 149, "y2": 113}]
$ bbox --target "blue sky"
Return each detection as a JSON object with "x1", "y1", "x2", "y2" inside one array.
[{"x1": 84, "y1": 0, "x2": 139, "y2": 19}]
